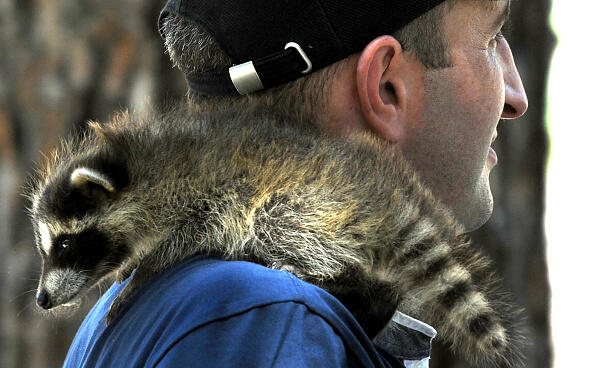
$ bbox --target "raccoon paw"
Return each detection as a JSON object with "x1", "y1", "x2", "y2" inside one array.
[
  {"x1": 106, "y1": 296, "x2": 126, "y2": 325},
  {"x1": 116, "y1": 261, "x2": 137, "y2": 284},
  {"x1": 106, "y1": 266, "x2": 155, "y2": 325},
  {"x1": 105, "y1": 301, "x2": 122, "y2": 326},
  {"x1": 105, "y1": 283, "x2": 138, "y2": 325}
]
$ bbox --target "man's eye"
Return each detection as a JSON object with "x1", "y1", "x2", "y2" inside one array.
[
  {"x1": 501, "y1": 20, "x2": 513, "y2": 38},
  {"x1": 490, "y1": 21, "x2": 511, "y2": 49},
  {"x1": 489, "y1": 32, "x2": 504, "y2": 49}
]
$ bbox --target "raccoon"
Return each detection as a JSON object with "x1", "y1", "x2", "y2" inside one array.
[{"x1": 28, "y1": 106, "x2": 524, "y2": 367}]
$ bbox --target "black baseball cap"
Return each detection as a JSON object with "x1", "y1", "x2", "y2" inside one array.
[{"x1": 159, "y1": 0, "x2": 446, "y2": 96}]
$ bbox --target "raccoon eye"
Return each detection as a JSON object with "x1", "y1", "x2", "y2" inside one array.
[{"x1": 60, "y1": 238, "x2": 70, "y2": 249}]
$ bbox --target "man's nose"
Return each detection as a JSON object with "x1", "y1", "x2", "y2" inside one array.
[{"x1": 501, "y1": 38, "x2": 528, "y2": 119}]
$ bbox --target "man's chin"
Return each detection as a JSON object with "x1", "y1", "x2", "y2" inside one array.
[{"x1": 462, "y1": 183, "x2": 494, "y2": 232}]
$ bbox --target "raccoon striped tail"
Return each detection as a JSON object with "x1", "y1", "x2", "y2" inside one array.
[{"x1": 393, "y1": 231, "x2": 525, "y2": 367}]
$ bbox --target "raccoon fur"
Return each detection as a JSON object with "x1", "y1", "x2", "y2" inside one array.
[{"x1": 27, "y1": 106, "x2": 524, "y2": 367}]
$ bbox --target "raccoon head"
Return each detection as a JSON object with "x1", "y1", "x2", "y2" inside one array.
[{"x1": 32, "y1": 153, "x2": 133, "y2": 312}]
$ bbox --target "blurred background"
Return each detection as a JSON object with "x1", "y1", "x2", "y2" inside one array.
[{"x1": 0, "y1": 0, "x2": 573, "y2": 367}]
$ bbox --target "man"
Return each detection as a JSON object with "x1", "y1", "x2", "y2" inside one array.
[{"x1": 64, "y1": 0, "x2": 527, "y2": 367}]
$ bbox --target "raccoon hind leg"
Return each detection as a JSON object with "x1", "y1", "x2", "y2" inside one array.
[
  {"x1": 329, "y1": 281, "x2": 399, "y2": 338},
  {"x1": 292, "y1": 265, "x2": 398, "y2": 339},
  {"x1": 271, "y1": 263, "x2": 399, "y2": 339}
]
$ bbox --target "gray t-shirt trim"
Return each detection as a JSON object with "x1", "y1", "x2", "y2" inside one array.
[{"x1": 373, "y1": 311, "x2": 437, "y2": 366}]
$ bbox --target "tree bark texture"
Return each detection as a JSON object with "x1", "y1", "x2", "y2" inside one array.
[{"x1": 0, "y1": 1, "x2": 553, "y2": 367}]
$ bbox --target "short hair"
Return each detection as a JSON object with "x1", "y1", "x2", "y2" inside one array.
[{"x1": 161, "y1": 1, "x2": 451, "y2": 121}]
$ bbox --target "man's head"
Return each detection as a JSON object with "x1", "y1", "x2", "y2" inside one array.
[
  {"x1": 159, "y1": 0, "x2": 528, "y2": 231},
  {"x1": 159, "y1": 0, "x2": 451, "y2": 119}
]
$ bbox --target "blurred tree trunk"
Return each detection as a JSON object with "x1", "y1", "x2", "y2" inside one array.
[
  {"x1": 431, "y1": 1, "x2": 555, "y2": 367},
  {"x1": 0, "y1": 1, "x2": 185, "y2": 367},
  {"x1": 0, "y1": 0, "x2": 553, "y2": 367}
]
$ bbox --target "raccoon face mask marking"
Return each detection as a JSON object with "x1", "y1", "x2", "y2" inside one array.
[
  {"x1": 36, "y1": 226, "x2": 130, "y2": 311},
  {"x1": 34, "y1": 163, "x2": 133, "y2": 312},
  {"x1": 38, "y1": 222, "x2": 53, "y2": 255}
]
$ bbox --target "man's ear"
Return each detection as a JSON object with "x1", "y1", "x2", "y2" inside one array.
[{"x1": 356, "y1": 36, "x2": 410, "y2": 142}]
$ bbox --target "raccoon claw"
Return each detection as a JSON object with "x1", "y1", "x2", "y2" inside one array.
[
  {"x1": 105, "y1": 302, "x2": 121, "y2": 326},
  {"x1": 106, "y1": 266, "x2": 156, "y2": 325},
  {"x1": 106, "y1": 293, "x2": 130, "y2": 325},
  {"x1": 105, "y1": 284, "x2": 137, "y2": 325},
  {"x1": 116, "y1": 264, "x2": 136, "y2": 284}
]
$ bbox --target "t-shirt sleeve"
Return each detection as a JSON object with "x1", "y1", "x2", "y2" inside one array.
[{"x1": 154, "y1": 301, "x2": 354, "y2": 368}]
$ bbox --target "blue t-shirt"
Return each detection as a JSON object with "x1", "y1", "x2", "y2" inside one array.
[{"x1": 64, "y1": 257, "x2": 434, "y2": 367}]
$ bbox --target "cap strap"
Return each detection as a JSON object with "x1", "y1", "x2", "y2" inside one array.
[{"x1": 185, "y1": 43, "x2": 313, "y2": 96}]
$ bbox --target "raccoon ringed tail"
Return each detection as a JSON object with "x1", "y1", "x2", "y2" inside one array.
[{"x1": 392, "y1": 233, "x2": 525, "y2": 367}]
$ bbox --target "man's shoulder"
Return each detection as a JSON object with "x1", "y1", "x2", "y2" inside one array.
[
  {"x1": 66, "y1": 257, "x2": 396, "y2": 367},
  {"x1": 144, "y1": 257, "x2": 317, "y2": 307},
  {"x1": 100, "y1": 257, "x2": 345, "y2": 330}
]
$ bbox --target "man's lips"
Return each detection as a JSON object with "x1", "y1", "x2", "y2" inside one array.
[
  {"x1": 488, "y1": 147, "x2": 498, "y2": 165},
  {"x1": 488, "y1": 132, "x2": 498, "y2": 165},
  {"x1": 490, "y1": 132, "x2": 498, "y2": 145}
]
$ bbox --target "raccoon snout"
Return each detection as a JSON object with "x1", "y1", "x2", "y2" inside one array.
[{"x1": 36, "y1": 289, "x2": 52, "y2": 309}]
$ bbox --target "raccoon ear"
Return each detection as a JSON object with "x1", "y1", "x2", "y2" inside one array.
[{"x1": 70, "y1": 167, "x2": 116, "y2": 194}]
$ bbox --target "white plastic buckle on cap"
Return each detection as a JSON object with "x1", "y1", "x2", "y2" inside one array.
[{"x1": 229, "y1": 61, "x2": 265, "y2": 95}]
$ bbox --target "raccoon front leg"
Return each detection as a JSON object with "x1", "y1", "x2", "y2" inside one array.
[
  {"x1": 106, "y1": 260, "x2": 162, "y2": 324},
  {"x1": 115, "y1": 258, "x2": 139, "y2": 284},
  {"x1": 105, "y1": 230, "x2": 202, "y2": 325}
]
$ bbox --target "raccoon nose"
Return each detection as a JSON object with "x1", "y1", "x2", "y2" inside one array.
[{"x1": 36, "y1": 290, "x2": 52, "y2": 309}]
